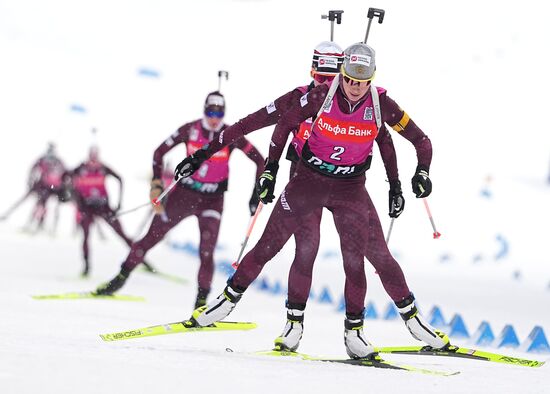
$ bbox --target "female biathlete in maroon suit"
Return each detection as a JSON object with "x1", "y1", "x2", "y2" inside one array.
[
  {"x1": 14, "y1": 143, "x2": 69, "y2": 233},
  {"x1": 177, "y1": 44, "x2": 451, "y2": 359},
  {"x1": 172, "y1": 43, "x2": 357, "y2": 325},
  {"x1": 96, "y1": 92, "x2": 264, "y2": 309},
  {"x1": 67, "y1": 147, "x2": 133, "y2": 276}
]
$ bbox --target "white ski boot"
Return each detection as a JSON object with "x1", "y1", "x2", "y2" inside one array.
[
  {"x1": 396, "y1": 294, "x2": 450, "y2": 349},
  {"x1": 191, "y1": 284, "x2": 243, "y2": 327},
  {"x1": 344, "y1": 318, "x2": 376, "y2": 359},
  {"x1": 274, "y1": 308, "x2": 304, "y2": 351}
]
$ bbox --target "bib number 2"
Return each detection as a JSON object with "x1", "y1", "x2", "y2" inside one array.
[{"x1": 330, "y1": 146, "x2": 345, "y2": 161}]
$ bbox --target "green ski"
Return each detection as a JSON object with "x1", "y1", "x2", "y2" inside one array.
[
  {"x1": 375, "y1": 345, "x2": 545, "y2": 368},
  {"x1": 100, "y1": 320, "x2": 257, "y2": 342},
  {"x1": 32, "y1": 292, "x2": 145, "y2": 302},
  {"x1": 250, "y1": 349, "x2": 459, "y2": 376}
]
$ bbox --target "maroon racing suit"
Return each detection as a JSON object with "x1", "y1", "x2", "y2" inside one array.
[
  {"x1": 68, "y1": 160, "x2": 131, "y2": 273},
  {"x1": 27, "y1": 154, "x2": 67, "y2": 229},
  {"x1": 197, "y1": 84, "x2": 324, "y2": 308},
  {"x1": 120, "y1": 119, "x2": 264, "y2": 294},
  {"x1": 191, "y1": 84, "x2": 397, "y2": 309},
  {"x1": 229, "y1": 80, "x2": 432, "y2": 318},
  {"x1": 282, "y1": 83, "x2": 323, "y2": 308}
]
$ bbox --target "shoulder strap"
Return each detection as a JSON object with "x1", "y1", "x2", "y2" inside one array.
[
  {"x1": 370, "y1": 84, "x2": 382, "y2": 129},
  {"x1": 312, "y1": 76, "x2": 340, "y2": 124}
]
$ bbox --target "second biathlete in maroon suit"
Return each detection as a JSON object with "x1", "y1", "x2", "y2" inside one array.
[
  {"x1": 186, "y1": 43, "x2": 451, "y2": 359},
  {"x1": 67, "y1": 147, "x2": 132, "y2": 276},
  {"x1": 25, "y1": 143, "x2": 68, "y2": 232},
  {"x1": 96, "y1": 92, "x2": 264, "y2": 308}
]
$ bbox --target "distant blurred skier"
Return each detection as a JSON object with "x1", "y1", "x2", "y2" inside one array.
[
  {"x1": 176, "y1": 43, "x2": 450, "y2": 359},
  {"x1": 66, "y1": 146, "x2": 134, "y2": 276},
  {"x1": 95, "y1": 92, "x2": 264, "y2": 308},
  {"x1": 0, "y1": 143, "x2": 70, "y2": 233}
]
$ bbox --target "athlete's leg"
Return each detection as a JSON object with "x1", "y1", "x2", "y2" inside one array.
[
  {"x1": 275, "y1": 207, "x2": 321, "y2": 351},
  {"x1": 328, "y1": 179, "x2": 377, "y2": 358},
  {"x1": 51, "y1": 199, "x2": 60, "y2": 235},
  {"x1": 330, "y1": 201, "x2": 369, "y2": 318},
  {"x1": 121, "y1": 187, "x2": 194, "y2": 272},
  {"x1": 31, "y1": 191, "x2": 48, "y2": 231},
  {"x1": 358, "y1": 186, "x2": 449, "y2": 349},
  {"x1": 99, "y1": 206, "x2": 133, "y2": 245},
  {"x1": 193, "y1": 165, "x2": 328, "y2": 326},
  {"x1": 195, "y1": 202, "x2": 223, "y2": 307},
  {"x1": 95, "y1": 187, "x2": 196, "y2": 295},
  {"x1": 286, "y1": 208, "x2": 322, "y2": 305},
  {"x1": 79, "y1": 207, "x2": 94, "y2": 275},
  {"x1": 231, "y1": 169, "x2": 326, "y2": 290},
  {"x1": 359, "y1": 191, "x2": 411, "y2": 301}
]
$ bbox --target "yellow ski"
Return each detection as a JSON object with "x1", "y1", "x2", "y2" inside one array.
[
  {"x1": 100, "y1": 320, "x2": 257, "y2": 342},
  {"x1": 252, "y1": 349, "x2": 459, "y2": 376},
  {"x1": 375, "y1": 345, "x2": 545, "y2": 368},
  {"x1": 32, "y1": 292, "x2": 145, "y2": 302}
]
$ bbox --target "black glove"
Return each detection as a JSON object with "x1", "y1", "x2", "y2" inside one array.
[
  {"x1": 256, "y1": 160, "x2": 279, "y2": 204},
  {"x1": 248, "y1": 187, "x2": 260, "y2": 216},
  {"x1": 174, "y1": 148, "x2": 209, "y2": 180},
  {"x1": 388, "y1": 180, "x2": 405, "y2": 218},
  {"x1": 411, "y1": 165, "x2": 432, "y2": 198}
]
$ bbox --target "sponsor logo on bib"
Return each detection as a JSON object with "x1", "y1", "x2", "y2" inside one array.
[{"x1": 315, "y1": 116, "x2": 377, "y2": 143}]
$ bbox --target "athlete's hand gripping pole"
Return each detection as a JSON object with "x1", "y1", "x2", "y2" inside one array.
[
  {"x1": 232, "y1": 202, "x2": 264, "y2": 269},
  {"x1": 114, "y1": 177, "x2": 181, "y2": 218},
  {"x1": 422, "y1": 198, "x2": 441, "y2": 239},
  {"x1": 151, "y1": 177, "x2": 180, "y2": 207},
  {"x1": 363, "y1": 7, "x2": 385, "y2": 44}
]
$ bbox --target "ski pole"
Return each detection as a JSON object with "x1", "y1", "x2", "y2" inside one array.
[
  {"x1": 114, "y1": 201, "x2": 151, "y2": 218},
  {"x1": 218, "y1": 70, "x2": 229, "y2": 92},
  {"x1": 363, "y1": 8, "x2": 385, "y2": 44},
  {"x1": 151, "y1": 177, "x2": 180, "y2": 206},
  {"x1": 232, "y1": 202, "x2": 264, "y2": 269},
  {"x1": 422, "y1": 198, "x2": 441, "y2": 239},
  {"x1": 0, "y1": 189, "x2": 32, "y2": 221},
  {"x1": 385, "y1": 217, "x2": 395, "y2": 244},
  {"x1": 321, "y1": 10, "x2": 344, "y2": 41},
  {"x1": 116, "y1": 177, "x2": 181, "y2": 218},
  {"x1": 133, "y1": 208, "x2": 155, "y2": 239}
]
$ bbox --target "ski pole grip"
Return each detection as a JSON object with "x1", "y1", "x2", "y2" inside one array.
[{"x1": 367, "y1": 8, "x2": 385, "y2": 23}]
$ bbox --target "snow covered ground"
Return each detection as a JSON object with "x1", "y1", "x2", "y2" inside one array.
[{"x1": 1, "y1": 0, "x2": 550, "y2": 393}]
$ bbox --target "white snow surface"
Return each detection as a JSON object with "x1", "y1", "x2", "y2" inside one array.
[{"x1": 1, "y1": 0, "x2": 550, "y2": 393}]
